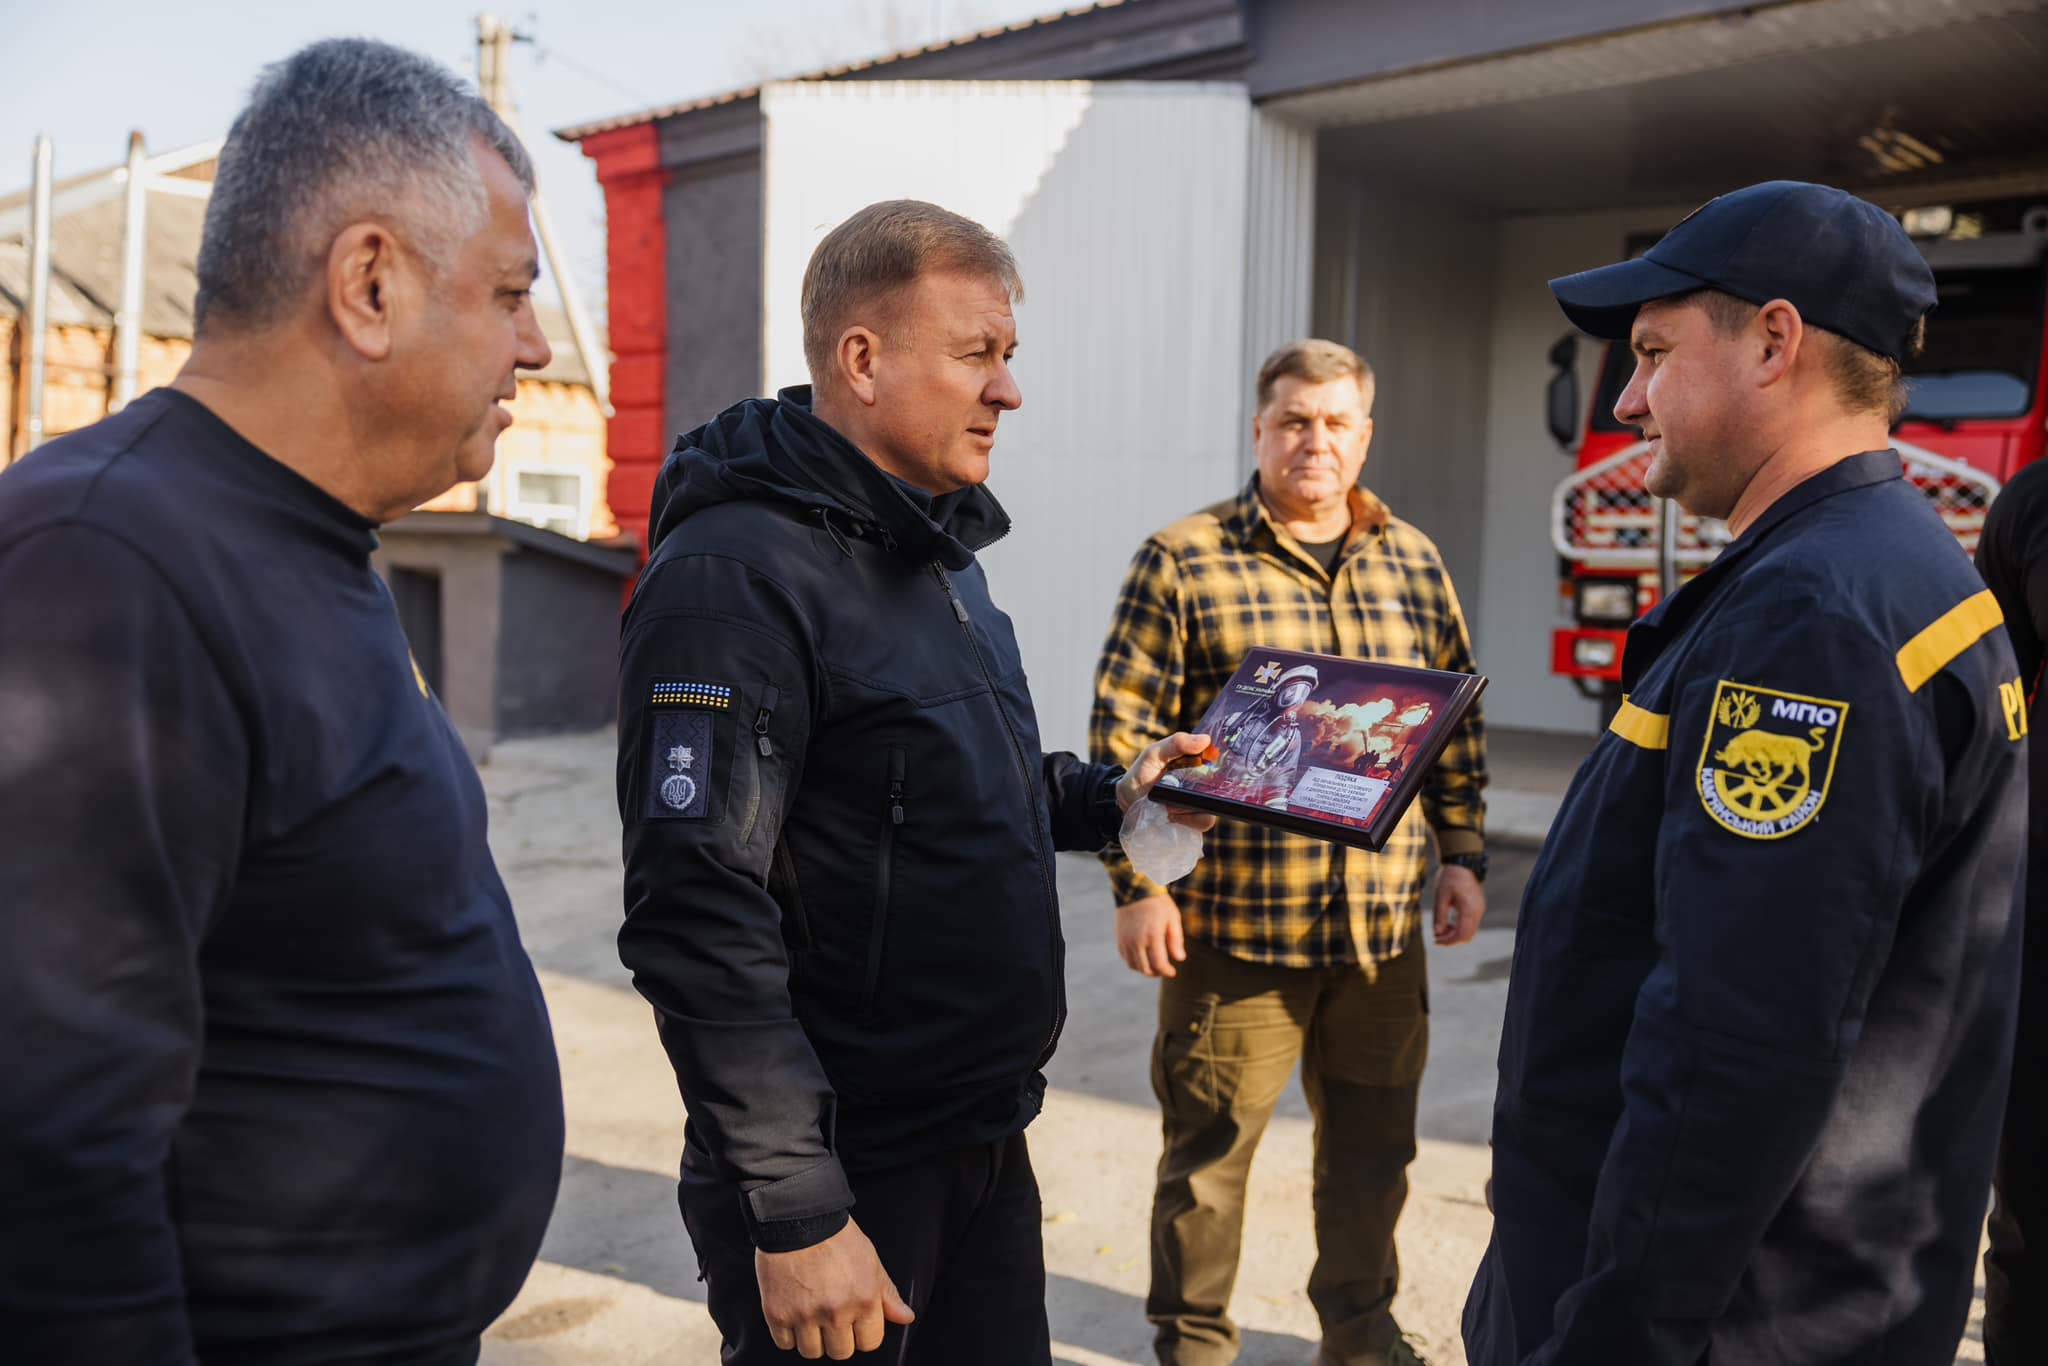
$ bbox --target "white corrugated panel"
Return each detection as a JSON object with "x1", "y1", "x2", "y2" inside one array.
[
  {"x1": 1241, "y1": 108, "x2": 1317, "y2": 448},
  {"x1": 761, "y1": 80, "x2": 1254, "y2": 754}
]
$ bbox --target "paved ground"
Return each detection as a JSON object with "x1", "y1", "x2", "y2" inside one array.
[{"x1": 475, "y1": 728, "x2": 1988, "y2": 1364}]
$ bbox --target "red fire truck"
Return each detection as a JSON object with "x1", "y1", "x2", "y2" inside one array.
[{"x1": 1547, "y1": 197, "x2": 2048, "y2": 722}]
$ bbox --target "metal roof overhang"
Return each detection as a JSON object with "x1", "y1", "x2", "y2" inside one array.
[{"x1": 1265, "y1": 0, "x2": 2048, "y2": 214}]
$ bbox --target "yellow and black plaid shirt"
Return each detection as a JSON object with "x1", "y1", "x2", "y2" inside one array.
[{"x1": 1092, "y1": 475, "x2": 1488, "y2": 968}]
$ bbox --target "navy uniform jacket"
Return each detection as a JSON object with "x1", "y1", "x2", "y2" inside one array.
[{"x1": 1465, "y1": 451, "x2": 2028, "y2": 1365}]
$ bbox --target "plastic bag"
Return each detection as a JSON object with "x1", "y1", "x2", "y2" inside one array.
[{"x1": 1119, "y1": 794, "x2": 1205, "y2": 885}]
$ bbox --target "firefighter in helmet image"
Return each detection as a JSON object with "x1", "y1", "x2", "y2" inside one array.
[{"x1": 1215, "y1": 663, "x2": 1320, "y2": 807}]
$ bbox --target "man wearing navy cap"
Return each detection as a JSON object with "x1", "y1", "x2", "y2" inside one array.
[{"x1": 1464, "y1": 181, "x2": 2028, "y2": 1365}]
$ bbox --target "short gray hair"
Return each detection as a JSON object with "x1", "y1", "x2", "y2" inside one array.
[{"x1": 194, "y1": 38, "x2": 534, "y2": 332}]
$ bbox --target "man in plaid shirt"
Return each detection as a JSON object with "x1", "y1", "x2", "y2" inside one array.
[{"x1": 1092, "y1": 339, "x2": 1489, "y2": 1366}]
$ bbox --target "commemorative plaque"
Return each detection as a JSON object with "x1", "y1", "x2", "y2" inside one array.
[{"x1": 1148, "y1": 647, "x2": 1488, "y2": 852}]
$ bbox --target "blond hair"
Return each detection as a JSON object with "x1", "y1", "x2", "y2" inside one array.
[{"x1": 800, "y1": 200, "x2": 1023, "y2": 385}]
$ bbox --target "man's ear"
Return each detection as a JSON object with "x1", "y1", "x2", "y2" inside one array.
[
  {"x1": 1753, "y1": 298, "x2": 1804, "y2": 389},
  {"x1": 838, "y1": 327, "x2": 882, "y2": 407},
  {"x1": 327, "y1": 221, "x2": 399, "y2": 362}
]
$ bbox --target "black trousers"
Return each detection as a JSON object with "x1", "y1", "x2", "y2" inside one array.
[
  {"x1": 1987, "y1": 944, "x2": 2047, "y2": 1366},
  {"x1": 680, "y1": 1132, "x2": 1051, "y2": 1365}
]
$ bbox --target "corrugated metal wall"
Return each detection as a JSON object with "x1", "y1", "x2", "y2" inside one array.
[
  {"x1": 1241, "y1": 109, "x2": 1317, "y2": 429},
  {"x1": 1312, "y1": 168, "x2": 1497, "y2": 652},
  {"x1": 760, "y1": 80, "x2": 1290, "y2": 754}
]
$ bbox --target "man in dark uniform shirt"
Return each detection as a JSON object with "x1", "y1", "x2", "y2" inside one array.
[
  {"x1": 0, "y1": 41, "x2": 564, "y2": 1363},
  {"x1": 1977, "y1": 458, "x2": 2048, "y2": 1366},
  {"x1": 1464, "y1": 181, "x2": 2027, "y2": 1366}
]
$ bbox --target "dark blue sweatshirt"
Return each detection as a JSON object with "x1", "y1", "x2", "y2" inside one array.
[{"x1": 0, "y1": 390, "x2": 564, "y2": 1363}]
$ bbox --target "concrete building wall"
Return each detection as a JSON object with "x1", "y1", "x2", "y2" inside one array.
[
  {"x1": 370, "y1": 535, "x2": 506, "y2": 759},
  {"x1": 1476, "y1": 202, "x2": 1692, "y2": 734},
  {"x1": 375, "y1": 519, "x2": 633, "y2": 755},
  {"x1": 495, "y1": 547, "x2": 630, "y2": 737},
  {"x1": 664, "y1": 154, "x2": 765, "y2": 437},
  {"x1": 1311, "y1": 166, "x2": 1498, "y2": 645}
]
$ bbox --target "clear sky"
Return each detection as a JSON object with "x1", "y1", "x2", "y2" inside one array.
[{"x1": 2, "y1": 0, "x2": 1064, "y2": 318}]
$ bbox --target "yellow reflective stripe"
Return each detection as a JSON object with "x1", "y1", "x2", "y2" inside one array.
[
  {"x1": 1608, "y1": 697, "x2": 1669, "y2": 750},
  {"x1": 1895, "y1": 589, "x2": 2005, "y2": 693}
]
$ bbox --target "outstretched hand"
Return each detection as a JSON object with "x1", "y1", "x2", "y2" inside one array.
[{"x1": 1116, "y1": 732, "x2": 1219, "y2": 831}]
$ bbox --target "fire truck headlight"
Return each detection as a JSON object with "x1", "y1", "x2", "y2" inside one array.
[
  {"x1": 1575, "y1": 580, "x2": 1637, "y2": 625},
  {"x1": 1573, "y1": 637, "x2": 1618, "y2": 671},
  {"x1": 1902, "y1": 205, "x2": 1954, "y2": 237}
]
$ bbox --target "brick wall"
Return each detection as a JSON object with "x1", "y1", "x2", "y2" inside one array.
[{"x1": 578, "y1": 123, "x2": 668, "y2": 552}]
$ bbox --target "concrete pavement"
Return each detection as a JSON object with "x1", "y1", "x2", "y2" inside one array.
[{"x1": 475, "y1": 727, "x2": 1988, "y2": 1364}]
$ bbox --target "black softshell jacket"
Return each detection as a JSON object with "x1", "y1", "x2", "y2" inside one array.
[{"x1": 617, "y1": 388, "x2": 1122, "y2": 1248}]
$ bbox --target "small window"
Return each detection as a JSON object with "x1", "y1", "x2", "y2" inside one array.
[{"x1": 507, "y1": 466, "x2": 589, "y2": 538}]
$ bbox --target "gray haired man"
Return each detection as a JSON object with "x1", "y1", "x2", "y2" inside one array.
[{"x1": 0, "y1": 39, "x2": 562, "y2": 1362}]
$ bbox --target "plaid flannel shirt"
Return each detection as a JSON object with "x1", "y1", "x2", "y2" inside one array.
[{"x1": 1092, "y1": 475, "x2": 1488, "y2": 968}]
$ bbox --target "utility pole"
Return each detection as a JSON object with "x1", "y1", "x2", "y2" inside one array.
[
  {"x1": 20, "y1": 134, "x2": 53, "y2": 460},
  {"x1": 476, "y1": 13, "x2": 512, "y2": 114},
  {"x1": 474, "y1": 14, "x2": 614, "y2": 521},
  {"x1": 112, "y1": 130, "x2": 148, "y2": 412}
]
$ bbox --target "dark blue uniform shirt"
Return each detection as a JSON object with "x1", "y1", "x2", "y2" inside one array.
[
  {"x1": 0, "y1": 391, "x2": 564, "y2": 1363},
  {"x1": 1466, "y1": 451, "x2": 2027, "y2": 1365}
]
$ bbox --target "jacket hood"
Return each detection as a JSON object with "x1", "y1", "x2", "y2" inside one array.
[{"x1": 646, "y1": 387, "x2": 1009, "y2": 571}]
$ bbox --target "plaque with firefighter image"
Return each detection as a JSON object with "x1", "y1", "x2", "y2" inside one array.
[
  {"x1": 1148, "y1": 647, "x2": 1488, "y2": 851},
  {"x1": 1695, "y1": 680, "x2": 1847, "y2": 840}
]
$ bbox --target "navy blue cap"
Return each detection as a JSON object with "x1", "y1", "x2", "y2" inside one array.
[{"x1": 1549, "y1": 181, "x2": 1937, "y2": 362}]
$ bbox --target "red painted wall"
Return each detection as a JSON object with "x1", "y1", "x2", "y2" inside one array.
[{"x1": 578, "y1": 125, "x2": 667, "y2": 555}]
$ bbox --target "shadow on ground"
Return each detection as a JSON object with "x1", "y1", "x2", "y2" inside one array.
[{"x1": 540, "y1": 1154, "x2": 1314, "y2": 1363}]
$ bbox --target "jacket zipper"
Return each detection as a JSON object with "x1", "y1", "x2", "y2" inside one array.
[
  {"x1": 930, "y1": 562, "x2": 1065, "y2": 1066},
  {"x1": 753, "y1": 686, "x2": 780, "y2": 757},
  {"x1": 773, "y1": 840, "x2": 814, "y2": 950},
  {"x1": 860, "y1": 745, "x2": 906, "y2": 1021},
  {"x1": 738, "y1": 685, "x2": 780, "y2": 844}
]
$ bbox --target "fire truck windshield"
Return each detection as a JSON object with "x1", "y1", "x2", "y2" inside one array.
[
  {"x1": 1588, "y1": 344, "x2": 1636, "y2": 434},
  {"x1": 1586, "y1": 262, "x2": 2046, "y2": 433},
  {"x1": 1899, "y1": 264, "x2": 2045, "y2": 422}
]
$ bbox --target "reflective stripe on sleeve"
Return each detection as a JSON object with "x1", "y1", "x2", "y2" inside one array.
[
  {"x1": 1609, "y1": 697, "x2": 1670, "y2": 750},
  {"x1": 1896, "y1": 589, "x2": 2004, "y2": 693}
]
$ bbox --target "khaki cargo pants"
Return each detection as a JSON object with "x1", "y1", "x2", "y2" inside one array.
[{"x1": 1147, "y1": 936, "x2": 1428, "y2": 1366}]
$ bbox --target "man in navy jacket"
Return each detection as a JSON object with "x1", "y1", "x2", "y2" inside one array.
[
  {"x1": 1465, "y1": 182, "x2": 2027, "y2": 1365},
  {"x1": 617, "y1": 200, "x2": 1210, "y2": 1363}
]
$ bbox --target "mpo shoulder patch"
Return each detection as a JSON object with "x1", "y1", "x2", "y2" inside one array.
[
  {"x1": 1696, "y1": 681, "x2": 1848, "y2": 840},
  {"x1": 642, "y1": 678, "x2": 733, "y2": 821}
]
